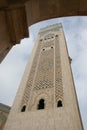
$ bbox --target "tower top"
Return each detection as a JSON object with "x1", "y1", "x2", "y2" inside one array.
[{"x1": 39, "y1": 23, "x2": 62, "y2": 33}]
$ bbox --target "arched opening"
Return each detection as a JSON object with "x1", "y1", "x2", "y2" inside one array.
[
  {"x1": 43, "y1": 48, "x2": 45, "y2": 51},
  {"x1": 40, "y1": 39, "x2": 43, "y2": 41},
  {"x1": 57, "y1": 100, "x2": 63, "y2": 107},
  {"x1": 55, "y1": 35, "x2": 58, "y2": 37},
  {"x1": 38, "y1": 99, "x2": 45, "y2": 110},
  {"x1": 21, "y1": 105, "x2": 26, "y2": 112}
]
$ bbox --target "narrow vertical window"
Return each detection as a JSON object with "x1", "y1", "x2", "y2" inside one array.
[
  {"x1": 21, "y1": 105, "x2": 26, "y2": 112},
  {"x1": 38, "y1": 99, "x2": 45, "y2": 110},
  {"x1": 57, "y1": 100, "x2": 63, "y2": 107}
]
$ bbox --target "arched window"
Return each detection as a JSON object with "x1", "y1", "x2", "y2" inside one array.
[
  {"x1": 57, "y1": 100, "x2": 63, "y2": 107},
  {"x1": 51, "y1": 46, "x2": 53, "y2": 49},
  {"x1": 21, "y1": 105, "x2": 26, "y2": 112},
  {"x1": 43, "y1": 48, "x2": 45, "y2": 51},
  {"x1": 38, "y1": 99, "x2": 45, "y2": 110},
  {"x1": 55, "y1": 35, "x2": 58, "y2": 37},
  {"x1": 40, "y1": 39, "x2": 43, "y2": 41}
]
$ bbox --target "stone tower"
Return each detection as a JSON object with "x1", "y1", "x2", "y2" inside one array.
[{"x1": 4, "y1": 23, "x2": 84, "y2": 130}]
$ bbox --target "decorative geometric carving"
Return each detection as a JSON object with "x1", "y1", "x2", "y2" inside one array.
[
  {"x1": 34, "y1": 40, "x2": 54, "y2": 90},
  {"x1": 20, "y1": 40, "x2": 42, "y2": 108},
  {"x1": 20, "y1": 32, "x2": 63, "y2": 111},
  {"x1": 44, "y1": 33, "x2": 54, "y2": 40},
  {"x1": 55, "y1": 37, "x2": 63, "y2": 102}
]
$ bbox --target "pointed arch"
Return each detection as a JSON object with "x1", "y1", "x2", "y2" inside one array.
[
  {"x1": 57, "y1": 100, "x2": 63, "y2": 107},
  {"x1": 37, "y1": 99, "x2": 45, "y2": 110},
  {"x1": 21, "y1": 105, "x2": 26, "y2": 112}
]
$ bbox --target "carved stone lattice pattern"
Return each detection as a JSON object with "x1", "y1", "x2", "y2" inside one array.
[
  {"x1": 55, "y1": 37, "x2": 63, "y2": 102},
  {"x1": 21, "y1": 41, "x2": 42, "y2": 107},
  {"x1": 20, "y1": 33, "x2": 63, "y2": 110},
  {"x1": 34, "y1": 40, "x2": 54, "y2": 90}
]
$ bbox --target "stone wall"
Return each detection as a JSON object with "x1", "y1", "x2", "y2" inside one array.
[{"x1": 0, "y1": 103, "x2": 10, "y2": 130}]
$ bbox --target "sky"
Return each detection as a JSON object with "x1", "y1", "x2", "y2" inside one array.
[{"x1": 0, "y1": 16, "x2": 87, "y2": 130}]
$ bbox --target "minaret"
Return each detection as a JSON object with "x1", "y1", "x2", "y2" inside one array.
[{"x1": 4, "y1": 23, "x2": 84, "y2": 130}]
